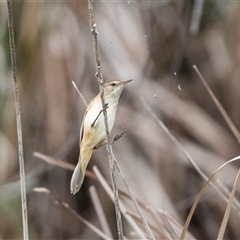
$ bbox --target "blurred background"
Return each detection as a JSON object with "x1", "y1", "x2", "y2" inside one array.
[{"x1": 1, "y1": 1, "x2": 240, "y2": 239}]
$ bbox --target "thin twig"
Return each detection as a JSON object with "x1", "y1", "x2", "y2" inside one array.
[
  {"x1": 33, "y1": 152, "x2": 149, "y2": 211},
  {"x1": 33, "y1": 188, "x2": 111, "y2": 239},
  {"x1": 215, "y1": 179, "x2": 240, "y2": 215},
  {"x1": 35, "y1": 150, "x2": 155, "y2": 238},
  {"x1": 89, "y1": 186, "x2": 113, "y2": 238},
  {"x1": 217, "y1": 168, "x2": 240, "y2": 240},
  {"x1": 157, "y1": 210, "x2": 178, "y2": 239},
  {"x1": 87, "y1": 0, "x2": 123, "y2": 239},
  {"x1": 33, "y1": 152, "x2": 98, "y2": 181},
  {"x1": 146, "y1": 206, "x2": 169, "y2": 239},
  {"x1": 6, "y1": 1, "x2": 29, "y2": 239},
  {"x1": 126, "y1": 211, "x2": 162, "y2": 236},
  {"x1": 141, "y1": 97, "x2": 238, "y2": 208},
  {"x1": 72, "y1": 81, "x2": 87, "y2": 107},
  {"x1": 193, "y1": 65, "x2": 240, "y2": 144},
  {"x1": 33, "y1": 152, "x2": 74, "y2": 171},
  {"x1": 189, "y1": 0, "x2": 204, "y2": 34},
  {"x1": 113, "y1": 159, "x2": 156, "y2": 239},
  {"x1": 180, "y1": 155, "x2": 240, "y2": 240},
  {"x1": 93, "y1": 166, "x2": 146, "y2": 239},
  {"x1": 164, "y1": 211, "x2": 197, "y2": 240},
  {"x1": 34, "y1": 152, "x2": 155, "y2": 239}
]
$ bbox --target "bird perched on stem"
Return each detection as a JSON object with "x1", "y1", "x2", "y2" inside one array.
[{"x1": 70, "y1": 79, "x2": 132, "y2": 194}]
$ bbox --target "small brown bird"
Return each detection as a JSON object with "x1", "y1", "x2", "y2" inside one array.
[{"x1": 70, "y1": 79, "x2": 132, "y2": 194}]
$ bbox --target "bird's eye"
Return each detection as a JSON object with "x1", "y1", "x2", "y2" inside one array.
[{"x1": 111, "y1": 83, "x2": 116, "y2": 86}]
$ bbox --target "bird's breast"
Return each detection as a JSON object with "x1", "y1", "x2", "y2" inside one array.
[{"x1": 83, "y1": 98, "x2": 118, "y2": 147}]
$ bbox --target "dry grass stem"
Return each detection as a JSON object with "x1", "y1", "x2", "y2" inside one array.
[
  {"x1": 87, "y1": 1, "x2": 123, "y2": 238},
  {"x1": 141, "y1": 97, "x2": 236, "y2": 206},
  {"x1": 113, "y1": 159, "x2": 155, "y2": 239},
  {"x1": 6, "y1": 1, "x2": 29, "y2": 239},
  {"x1": 216, "y1": 179, "x2": 240, "y2": 214},
  {"x1": 180, "y1": 155, "x2": 240, "y2": 240},
  {"x1": 157, "y1": 210, "x2": 178, "y2": 239},
  {"x1": 33, "y1": 152, "x2": 150, "y2": 212},
  {"x1": 193, "y1": 65, "x2": 240, "y2": 144},
  {"x1": 33, "y1": 152, "x2": 98, "y2": 181},
  {"x1": 33, "y1": 187, "x2": 111, "y2": 239},
  {"x1": 126, "y1": 210, "x2": 163, "y2": 237},
  {"x1": 189, "y1": 0, "x2": 204, "y2": 34},
  {"x1": 141, "y1": 97, "x2": 240, "y2": 239},
  {"x1": 217, "y1": 169, "x2": 240, "y2": 239},
  {"x1": 72, "y1": 81, "x2": 87, "y2": 107},
  {"x1": 164, "y1": 212, "x2": 196, "y2": 240},
  {"x1": 89, "y1": 186, "x2": 113, "y2": 238},
  {"x1": 33, "y1": 152, "x2": 74, "y2": 171},
  {"x1": 93, "y1": 165, "x2": 147, "y2": 239},
  {"x1": 146, "y1": 207, "x2": 170, "y2": 239}
]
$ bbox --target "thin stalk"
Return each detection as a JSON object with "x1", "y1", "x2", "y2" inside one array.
[
  {"x1": 34, "y1": 188, "x2": 111, "y2": 239},
  {"x1": 6, "y1": 1, "x2": 29, "y2": 239},
  {"x1": 87, "y1": 1, "x2": 123, "y2": 239},
  {"x1": 193, "y1": 65, "x2": 240, "y2": 144}
]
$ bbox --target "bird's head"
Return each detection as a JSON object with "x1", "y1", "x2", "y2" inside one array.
[{"x1": 103, "y1": 79, "x2": 132, "y2": 98}]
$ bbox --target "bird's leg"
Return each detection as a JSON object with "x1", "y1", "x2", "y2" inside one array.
[
  {"x1": 91, "y1": 103, "x2": 109, "y2": 128},
  {"x1": 93, "y1": 128, "x2": 127, "y2": 150},
  {"x1": 94, "y1": 140, "x2": 106, "y2": 150},
  {"x1": 112, "y1": 128, "x2": 127, "y2": 142}
]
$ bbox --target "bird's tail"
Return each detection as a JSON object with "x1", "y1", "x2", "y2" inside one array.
[
  {"x1": 70, "y1": 162, "x2": 84, "y2": 195},
  {"x1": 70, "y1": 147, "x2": 93, "y2": 194}
]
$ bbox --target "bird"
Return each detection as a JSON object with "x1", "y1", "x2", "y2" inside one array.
[{"x1": 70, "y1": 79, "x2": 132, "y2": 194}]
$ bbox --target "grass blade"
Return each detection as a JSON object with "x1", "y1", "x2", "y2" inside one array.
[
  {"x1": 33, "y1": 187, "x2": 111, "y2": 239},
  {"x1": 193, "y1": 65, "x2": 240, "y2": 144},
  {"x1": 89, "y1": 186, "x2": 113, "y2": 238},
  {"x1": 217, "y1": 169, "x2": 240, "y2": 239},
  {"x1": 6, "y1": 1, "x2": 29, "y2": 239}
]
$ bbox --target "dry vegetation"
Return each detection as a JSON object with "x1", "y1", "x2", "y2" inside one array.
[{"x1": 1, "y1": 1, "x2": 240, "y2": 239}]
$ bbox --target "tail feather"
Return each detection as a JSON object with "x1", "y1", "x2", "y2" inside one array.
[
  {"x1": 70, "y1": 163, "x2": 84, "y2": 195},
  {"x1": 71, "y1": 147, "x2": 93, "y2": 194}
]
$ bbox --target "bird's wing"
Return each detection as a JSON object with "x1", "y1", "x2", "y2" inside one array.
[
  {"x1": 79, "y1": 112, "x2": 86, "y2": 143},
  {"x1": 79, "y1": 95, "x2": 100, "y2": 143}
]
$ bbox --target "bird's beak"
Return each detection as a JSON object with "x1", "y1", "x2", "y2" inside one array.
[{"x1": 124, "y1": 79, "x2": 133, "y2": 84}]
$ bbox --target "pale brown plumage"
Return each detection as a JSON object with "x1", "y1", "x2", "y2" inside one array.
[{"x1": 70, "y1": 79, "x2": 132, "y2": 194}]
